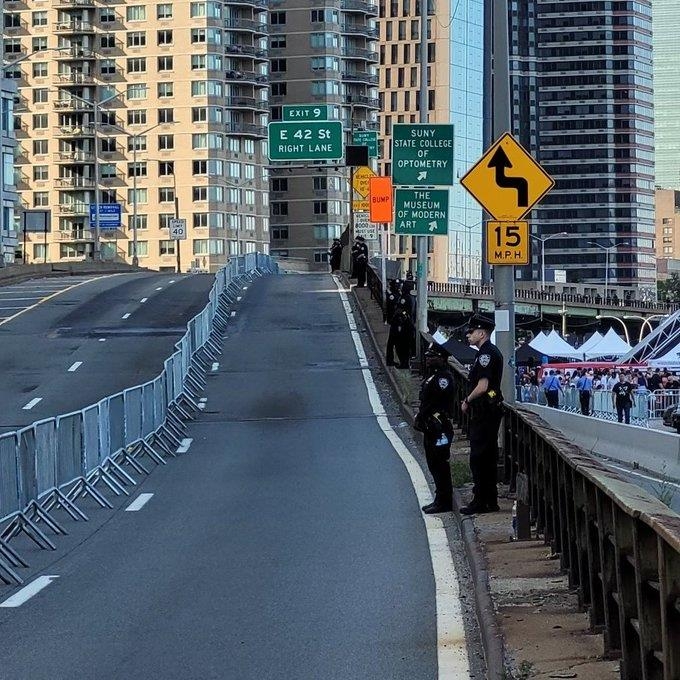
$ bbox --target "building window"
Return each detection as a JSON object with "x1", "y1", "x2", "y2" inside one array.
[
  {"x1": 313, "y1": 201, "x2": 327, "y2": 215},
  {"x1": 32, "y1": 113, "x2": 48, "y2": 129},
  {"x1": 158, "y1": 108, "x2": 173, "y2": 123},
  {"x1": 159, "y1": 240, "x2": 176, "y2": 255},
  {"x1": 192, "y1": 107, "x2": 207, "y2": 123},
  {"x1": 271, "y1": 59, "x2": 287, "y2": 72},
  {"x1": 32, "y1": 11, "x2": 48, "y2": 26},
  {"x1": 271, "y1": 202, "x2": 288, "y2": 216},
  {"x1": 101, "y1": 137, "x2": 117, "y2": 152},
  {"x1": 33, "y1": 62, "x2": 48, "y2": 78},
  {"x1": 158, "y1": 135, "x2": 174, "y2": 150},
  {"x1": 100, "y1": 163, "x2": 117, "y2": 179},
  {"x1": 127, "y1": 136, "x2": 146, "y2": 152},
  {"x1": 193, "y1": 160, "x2": 207, "y2": 174},
  {"x1": 33, "y1": 88, "x2": 48, "y2": 104},
  {"x1": 159, "y1": 161, "x2": 174, "y2": 176},
  {"x1": 100, "y1": 111, "x2": 116, "y2": 126},
  {"x1": 33, "y1": 139, "x2": 48, "y2": 155},
  {"x1": 100, "y1": 34, "x2": 115, "y2": 48},
  {"x1": 127, "y1": 161, "x2": 147, "y2": 178},
  {"x1": 127, "y1": 188, "x2": 148, "y2": 204},
  {"x1": 127, "y1": 83, "x2": 147, "y2": 99},
  {"x1": 158, "y1": 29, "x2": 173, "y2": 44},
  {"x1": 271, "y1": 11, "x2": 286, "y2": 24},
  {"x1": 126, "y1": 5, "x2": 146, "y2": 21},
  {"x1": 159, "y1": 187, "x2": 175, "y2": 202},
  {"x1": 191, "y1": 28, "x2": 206, "y2": 43},
  {"x1": 33, "y1": 165, "x2": 48, "y2": 181},
  {"x1": 100, "y1": 8, "x2": 116, "y2": 22},
  {"x1": 271, "y1": 35, "x2": 286, "y2": 49},
  {"x1": 157, "y1": 3, "x2": 173, "y2": 18},
  {"x1": 128, "y1": 241, "x2": 148, "y2": 257},
  {"x1": 130, "y1": 214, "x2": 147, "y2": 230},
  {"x1": 127, "y1": 57, "x2": 146, "y2": 73},
  {"x1": 157, "y1": 56, "x2": 173, "y2": 71},
  {"x1": 158, "y1": 82, "x2": 173, "y2": 98},
  {"x1": 194, "y1": 213, "x2": 208, "y2": 228},
  {"x1": 271, "y1": 226, "x2": 289, "y2": 239},
  {"x1": 193, "y1": 187, "x2": 208, "y2": 202},
  {"x1": 272, "y1": 178, "x2": 288, "y2": 192},
  {"x1": 33, "y1": 244, "x2": 47, "y2": 261},
  {"x1": 271, "y1": 82, "x2": 287, "y2": 96},
  {"x1": 33, "y1": 37, "x2": 48, "y2": 52},
  {"x1": 158, "y1": 213, "x2": 174, "y2": 229},
  {"x1": 33, "y1": 191, "x2": 49, "y2": 207},
  {"x1": 127, "y1": 109, "x2": 147, "y2": 125},
  {"x1": 127, "y1": 31, "x2": 146, "y2": 47},
  {"x1": 100, "y1": 59, "x2": 116, "y2": 75},
  {"x1": 314, "y1": 251, "x2": 329, "y2": 263}
]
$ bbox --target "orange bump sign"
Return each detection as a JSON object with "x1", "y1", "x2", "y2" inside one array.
[{"x1": 369, "y1": 176, "x2": 393, "y2": 223}]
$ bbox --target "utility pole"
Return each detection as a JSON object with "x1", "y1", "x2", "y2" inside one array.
[
  {"x1": 92, "y1": 100, "x2": 101, "y2": 261},
  {"x1": 415, "y1": 0, "x2": 429, "y2": 351},
  {"x1": 491, "y1": 0, "x2": 516, "y2": 404}
]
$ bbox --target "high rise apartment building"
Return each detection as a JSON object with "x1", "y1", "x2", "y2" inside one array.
[
  {"x1": 267, "y1": 0, "x2": 379, "y2": 265},
  {"x1": 509, "y1": 0, "x2": 656, "y2": 289},
  {"x1": 5, "y1": 0, "x2": 270, "y2": 271},
  {"x1": 656, "y1": 188, "x2": 680, "y2": 261},
  {"x1": 652, "y1": 0, "x2": 680, "y2": 191}
]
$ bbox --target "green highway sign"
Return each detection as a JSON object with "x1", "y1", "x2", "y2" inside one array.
[
  {"x1": 392, "y1": 124, "x2": 454, "y2": 186},
  {"x1": 353, "y1": 130, "x2": 379, "y2": 158},
  {"x1": 395, "y1": 188, "x2": 449, "y2": 235},
  {"x1": 268, "y1": 121, "x2": 343, "y2": 161},
  {"x1": 282, "y1": 104, "x2": 329, "y2": 121}
]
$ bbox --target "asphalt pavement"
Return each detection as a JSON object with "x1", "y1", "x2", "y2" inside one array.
[
  {"x1": 0, "y1": 272, "x2": 214, "y2": 433},
  {"x1": 0, "y1": 273, "x2": 453, "y2": 679}
]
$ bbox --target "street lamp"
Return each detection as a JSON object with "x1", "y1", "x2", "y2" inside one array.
[
  {"x1": 449, "y1": 219, "x2": 482, "y2": 283},
  {"x1": 529, "y1": 231, "x2": 568, "y2": 292},
  {"x1": 623, "y1": 314, "x2": 668, "y2": 344},
  {"x1": 595, "y1": 314, "x2": 630, "y2": 345},
  {"x1": 588, "y1": 240, "x2": 630, "y2": 302}
]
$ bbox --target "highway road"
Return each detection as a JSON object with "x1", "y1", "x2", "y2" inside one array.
[
  {"x1": 0, "y1": 272, "x2": 215, "y2": 434},
  {"x1": 0, "y1": 273, "x2": 479, "y2": 679}
]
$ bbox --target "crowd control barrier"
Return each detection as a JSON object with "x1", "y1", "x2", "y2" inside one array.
[{"x1": 0, "y1": 254, "x2": 277, "y2": 587}]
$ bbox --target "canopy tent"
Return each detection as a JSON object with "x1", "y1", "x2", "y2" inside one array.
[
  {"x1": 584, "y1": 328, "x2": 632, "y2": 359},
  {"x1": 572, "y1": 331, "x2": 604, "y2": 359},
  {"x1": 529, "y1": 330, "x2": 581, "y2": 359},
  {"x1": 515, "y1": 342, "x2": 545, "y2": 366},
  {"x1": 648, "y1": 342, "x2": 680, "y2": 369}
]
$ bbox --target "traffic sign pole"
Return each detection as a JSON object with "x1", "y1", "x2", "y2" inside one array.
[{"x1": 492, "y1": 0, "x2": 516, "y2": 405}]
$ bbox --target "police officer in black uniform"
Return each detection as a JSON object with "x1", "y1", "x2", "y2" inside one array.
[
  {"x1": 460, "y1": 314, "x2": 504, "y2": 514},
  {"x1": 354, "y1": 236, "x2": 368, "y2": 287},
  {"x1": 415, "y1": 335, "x2": 456, "y2": 514},
  {"x1": 328, "y1": 238, "x2": 343, "y2": 272},
  {"x1": 386, "y1": 305, "x2": 414, "y2": 368}
]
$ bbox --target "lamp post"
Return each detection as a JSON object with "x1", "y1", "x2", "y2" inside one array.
[
  {"x1": 595, "y1": 314, "x2": 630, "y2": 345},
  {"x1": 588, "y1": 240, "x2": 630, "y2": 302},
  {"x1": 530, "y1": 231, "x2": 568, "y2": 292},
  {"x1": 449, "y1": 219, "x2": 482, "y2": 283},
  {"x1": 623, "y1": 314, "x2": 669, "y2": 344}
]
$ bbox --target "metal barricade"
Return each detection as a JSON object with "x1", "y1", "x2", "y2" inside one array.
[
  {"x1": 124, "y1": 387, "x2": 143, "y2": 446},
  {"x1": 56, "y1": 412, "x2": 83, "y2": 489},
  {"x1": 16, "y1": 427, "x2": 38, "y2": 510},
  {"x1": 647, "y1": 389, "x2": 680, "y2": 419},
  {"x1": 34, "y1": 419, "x2": 57, "y2": 500},
  {"x1": 82, "y1": 405, "x2": 100, "y2": 473},
  {"x1": 97, "y1": 399, "x2": 112, "y2": 466},
  {"x1": 0, "y1": 433, "x2": 20, "y2": 522},
  {"x1": 141, "y1": 382, "x2": 156, "y2": 439},
  {"x1": 107, "y1": 394, "x2": 125, "y2": 457}
]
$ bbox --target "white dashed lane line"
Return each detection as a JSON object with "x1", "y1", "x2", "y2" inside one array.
[
  {"x1": 125, "y1": 493, "x2": 154, "y2": 512},
  {"x1": 176, "y1": 438, "x2": 193, "y2": 454},
  {"x1": 122, "y1": 313, "x2": 131, "y2": 319},
  {"x1": 155, "y1": 287, "x2": 163, "y2": 291},
  {"x1": 68, "y1": 361, "x2": 83, "y2": 372},
  {"x1": 22, "y1": 397, "x2": 42, "y2": 410},
  {"x1": 140, "y1": 298, "x2": 148, "y2": 303},
  {"x1": 0, "y1": 576, "x2": 59, "y2": 608}
]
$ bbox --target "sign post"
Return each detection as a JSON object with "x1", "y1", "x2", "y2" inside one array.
[
  {"x1": 268, "y1": 121, "x2": 343, "y2": 162},
  {"x1": 169, "y1": 217, "x2": 186, "y2": 274}
]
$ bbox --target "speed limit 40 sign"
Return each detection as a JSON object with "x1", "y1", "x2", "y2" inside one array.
[
  {"x1": 169, "y1": 218, "x2": 187, "y2": 240},
  {"x1": 486, "y1": 221, "x2": 529, "y2": 265}
]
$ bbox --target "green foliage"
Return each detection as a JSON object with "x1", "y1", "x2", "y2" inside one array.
[
  {"x1": 450, "y1": 459, "x2": 473, "y2": 487},
  {"x1": 658, "y1": 272, "x2": 680, "y2": 303}
]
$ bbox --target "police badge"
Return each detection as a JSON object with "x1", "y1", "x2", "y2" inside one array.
[
  {"x1": 479, "y1": 354, "x2": 491, "y2": 367},
  {"x1": 438, "y1": 377, "x2": 449, "y2": 389}
]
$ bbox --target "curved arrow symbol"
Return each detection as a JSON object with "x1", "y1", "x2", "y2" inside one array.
[{"x1": 488, "y1": 147, "x2": 528, "y2": 207}]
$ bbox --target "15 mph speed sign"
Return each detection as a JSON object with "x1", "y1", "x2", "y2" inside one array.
[{"x1": 169, "y1": 218, "x2": 187, "y2": 240}]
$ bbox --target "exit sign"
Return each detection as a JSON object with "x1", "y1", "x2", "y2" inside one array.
[{"x1": 282, "y1": 104, "x2": 329, "y2": 121}]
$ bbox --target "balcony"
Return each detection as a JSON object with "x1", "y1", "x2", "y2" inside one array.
[
  {"x1": 224, "y1": 17, "x2": 268, "y2": 35},
  {"x1": 340, "y1": 23, "x2": 379, "y2": 38},
  {"x1": 225, "y1": 96, "x2": 268, "y2": 111},
  {"x1": 54, "y1": 124, "x2": 94, "y2": 137},
  {"x1": 57, "y1": 229, "x2": 94, "y2": 241},
  {"x1": 225, "y1": 122, "x2": 267, "y2": 138},
  {"x1": 225, "y1": 43, "x2": 268, "y2": 60},
  {"x1": 55, "y1": 46, "x2": 97, "y2": 59},
  {"x1": 225, "y1": 0, "x2": 268, "y2": 11},
  {"x1": 56, "y1": 72, "x2": 95, "y2": 85},
  {"x1": 340, "y1": 0, "x2": 378, "y2": 14},
  {"x1": 54, "y1": 98, "x2": 93, "y2": 111},
  {"x1": 347, "y1": 94, "x2": 379, "y2": 108},
  {"x1": 342, "y1": 46, "x2": 378, "y2": 62},
  {"x1": 54, "y1": 150, "x2": 95, "y2": 163},
  {"x1": 341, "y1": 70, "x2": 378, "y2": 85},
  {"x1": 224, "y1": 70, "x2": 269, "y2": 87},
  {"x1": 58, "y1": 203, "x2": 90, "y2": 216},
  {"x1": 54, "y1": 20, "x2": 95, "y2": 33},
  {"x1": 55, "y1": 176, "x2": 96, "y2": 189},
  {"x1": 53, "y1": 0, "x2": 95, "y2": 5}
]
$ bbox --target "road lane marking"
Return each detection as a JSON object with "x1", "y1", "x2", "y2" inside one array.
[
  {"x1": 98, "y1": 338, "x2": 106, "y2": 342},
  {"x1": 125, "y1": 493, "x2": 154, "y2": 512},
  {"x1": 122, "y1": 313, "x2": 131, "y2": 319},
  {"x1": 169, "y1": 279, "x2": 176, "y2": 283},
  {"x1": 230, "y1": 311, "x2": 236, "y2": 317},
  {"x1": 156, "y1": 287, "x2": 163, "y2": 291},
  {"x1": 0, "y1": 297, "x2": 44, "y2": 301},
  {"x1": 140, "y1": 297, "x2": 148, "y2": 303},
  {"x1": 237, "y1": 296, "x2": 242, "y2": 302},
  {"x1": 0, "y1": 275, "x2": 120, "y2": 328},
  {"x1": 0, "y1": 307, "x2": 26, "y2": 311},
  {"x1": 211, "y1": 362, "x2": 219, "y2": 372},
  {"x1": 22, "y1": 398, "x2": 43, "y2": 410},
  {"x1": 67, "y1": 361, "x2": 83, "y2": 372},
  {"x1": 0, "y1": 576, "x2": 59, "y2": 608},
  {"x1": 608, "y1": 463, "x2": 680, "y2": 489},
  {"x1": 176, "y1": 438, "x2": 193, "y2": 454},
  {"x1": 332, "y1": 275, "x2": 471, "y2": 679}
]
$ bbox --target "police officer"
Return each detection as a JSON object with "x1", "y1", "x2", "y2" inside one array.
[
  {"x1": 415, "y1": 336, "x2": 456, "y2": 514},
  {"x1": 328, "y1": 238, "x2": 343, "y2": 272},
  {"x1": 386, "y1": 305, "x2": 414, "y2": 368},
  {"x1": 460, "y1": 314, "x2": 504, "y2": 514},
  {"x1": 354, "y1": 236, "x2": 368, "y2": 287}
]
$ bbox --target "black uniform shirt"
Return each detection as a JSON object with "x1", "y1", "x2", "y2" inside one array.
[
  {"x1": 468, "y1": 339, "x2": 504, "y2": 403},
  {"x1": 419, "y1": 366, "x2": 456, "y2": 418}
]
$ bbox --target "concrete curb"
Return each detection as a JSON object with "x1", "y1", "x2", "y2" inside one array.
[
  {"x1": 0, "y1": 262, "x2": 149, "y2": 288},
  {"x1": 343, "y1": 275, "x2": 506, "y2": 680}
]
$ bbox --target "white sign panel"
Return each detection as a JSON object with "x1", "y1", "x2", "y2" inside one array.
[
  {"x1": 353, "y1": 212, "x2": 378, "y2": 241},
  {"x1": 169, "y1": 218, "x2": 187, "y2": 240}
]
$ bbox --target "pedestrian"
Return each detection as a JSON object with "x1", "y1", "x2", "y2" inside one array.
[
  {"x1": 415, "y1": 336, "x2": 456, "y2": 514},
  {"x1": 542, "y1": 369, "x2": 562, "y2": 408},
  {"x1": 612, "y1": 373, "x2": 636, "y2": 424},
  {"x1": 576, "y1": 369, "x2": 593, "y2": 415},
  {"x1": 328, "y1": 238, "x2": 343, "y2": 272},
  {"x1": 460, "y1": 314, "x2": 504, "y2": 515},
  {"x1": 354, "y1": 236, "x2": 368, "y2": 287},
  {"x1": 386, "y1": 305, "x2": 414, "y2": 368}
]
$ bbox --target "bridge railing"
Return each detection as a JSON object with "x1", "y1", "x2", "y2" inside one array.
[
  {"x1": 447, "y1": 360, "x2": 680, "y2": 680},
  {"x1": 0, "y1": 255, "x2": 278, "y2": 587}
]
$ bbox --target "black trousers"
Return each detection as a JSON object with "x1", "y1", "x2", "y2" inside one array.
[
  {"x1": 545, "y1": 390, "x2": 559, "y2": 408},
  {"x1": 468, "y1": 407, "x2": 503, "y2": 507},
  {"x1": 356, "y1": 263, "x2": 367, "y2": 287},
  {"x1": 617, "y1": 403, "x2": 631, "y2": 424},
  {"x1": 424, "y1": 436, "x2": 452, "y2": 508},
  {"x1": 579, "y1": 390, "x2": 591, "y2": 415}
]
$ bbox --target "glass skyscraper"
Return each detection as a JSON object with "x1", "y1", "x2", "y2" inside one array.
[
  {"x1": 509, "y1": 0, "x2": 656, "y2": 290},
  {"x1": 652, "y1": 0, "x2": 680, "y2": 190},
  {"x1": 449, "y1": 0, "x2": 484, "y2": 282}
]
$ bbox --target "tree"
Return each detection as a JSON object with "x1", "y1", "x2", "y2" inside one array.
[{"x1": 658, "y1": 273, "x2": 680, "y2": 303}]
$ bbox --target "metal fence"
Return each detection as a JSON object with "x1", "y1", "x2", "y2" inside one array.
[
  {"x1": 516, "y1": 386, "x2": 680, "y2": 428},
  {"x1": 445, "y1": 358, "x2": 680, "y2": 680},
  {"x1": 0, "y1": 254, "x2": 277, "y2": 587}
]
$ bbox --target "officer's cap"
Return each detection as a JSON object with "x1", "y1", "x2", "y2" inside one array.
[
  {"x1": 422, "y1": 332, "x2": 450, "y2": 358},
  {"x1": 466, "y1": 313, "x2": 495, "y2": 333},
  {"x1": 355, "y1": 235, "x2": 365, "y2": 242}
]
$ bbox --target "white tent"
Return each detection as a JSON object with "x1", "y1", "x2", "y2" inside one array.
[
  {"x1": 649, "y1": 343, "x2": 680, "y2": 368},
  {"x1": 529, "y1": 330, "x2": 580, "y2": 359},
  {"x1": 573, "y1": 331, "x2": 603, "y2": 359},
  {"x1": 584, "y1": 328, "x2": 632, "y2": 359}
]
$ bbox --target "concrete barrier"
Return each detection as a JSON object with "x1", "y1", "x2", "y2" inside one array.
[
  {"x1": 521, "y1": 403, "x2": 680, "y2": 481},
  {"x1": 0, "y1": 261, "x2": 144, "y2": 287}
]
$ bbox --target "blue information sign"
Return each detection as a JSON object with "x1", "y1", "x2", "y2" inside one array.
[{"x1": 89, "y1": 203, "x2": 122, "y2": 229}]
